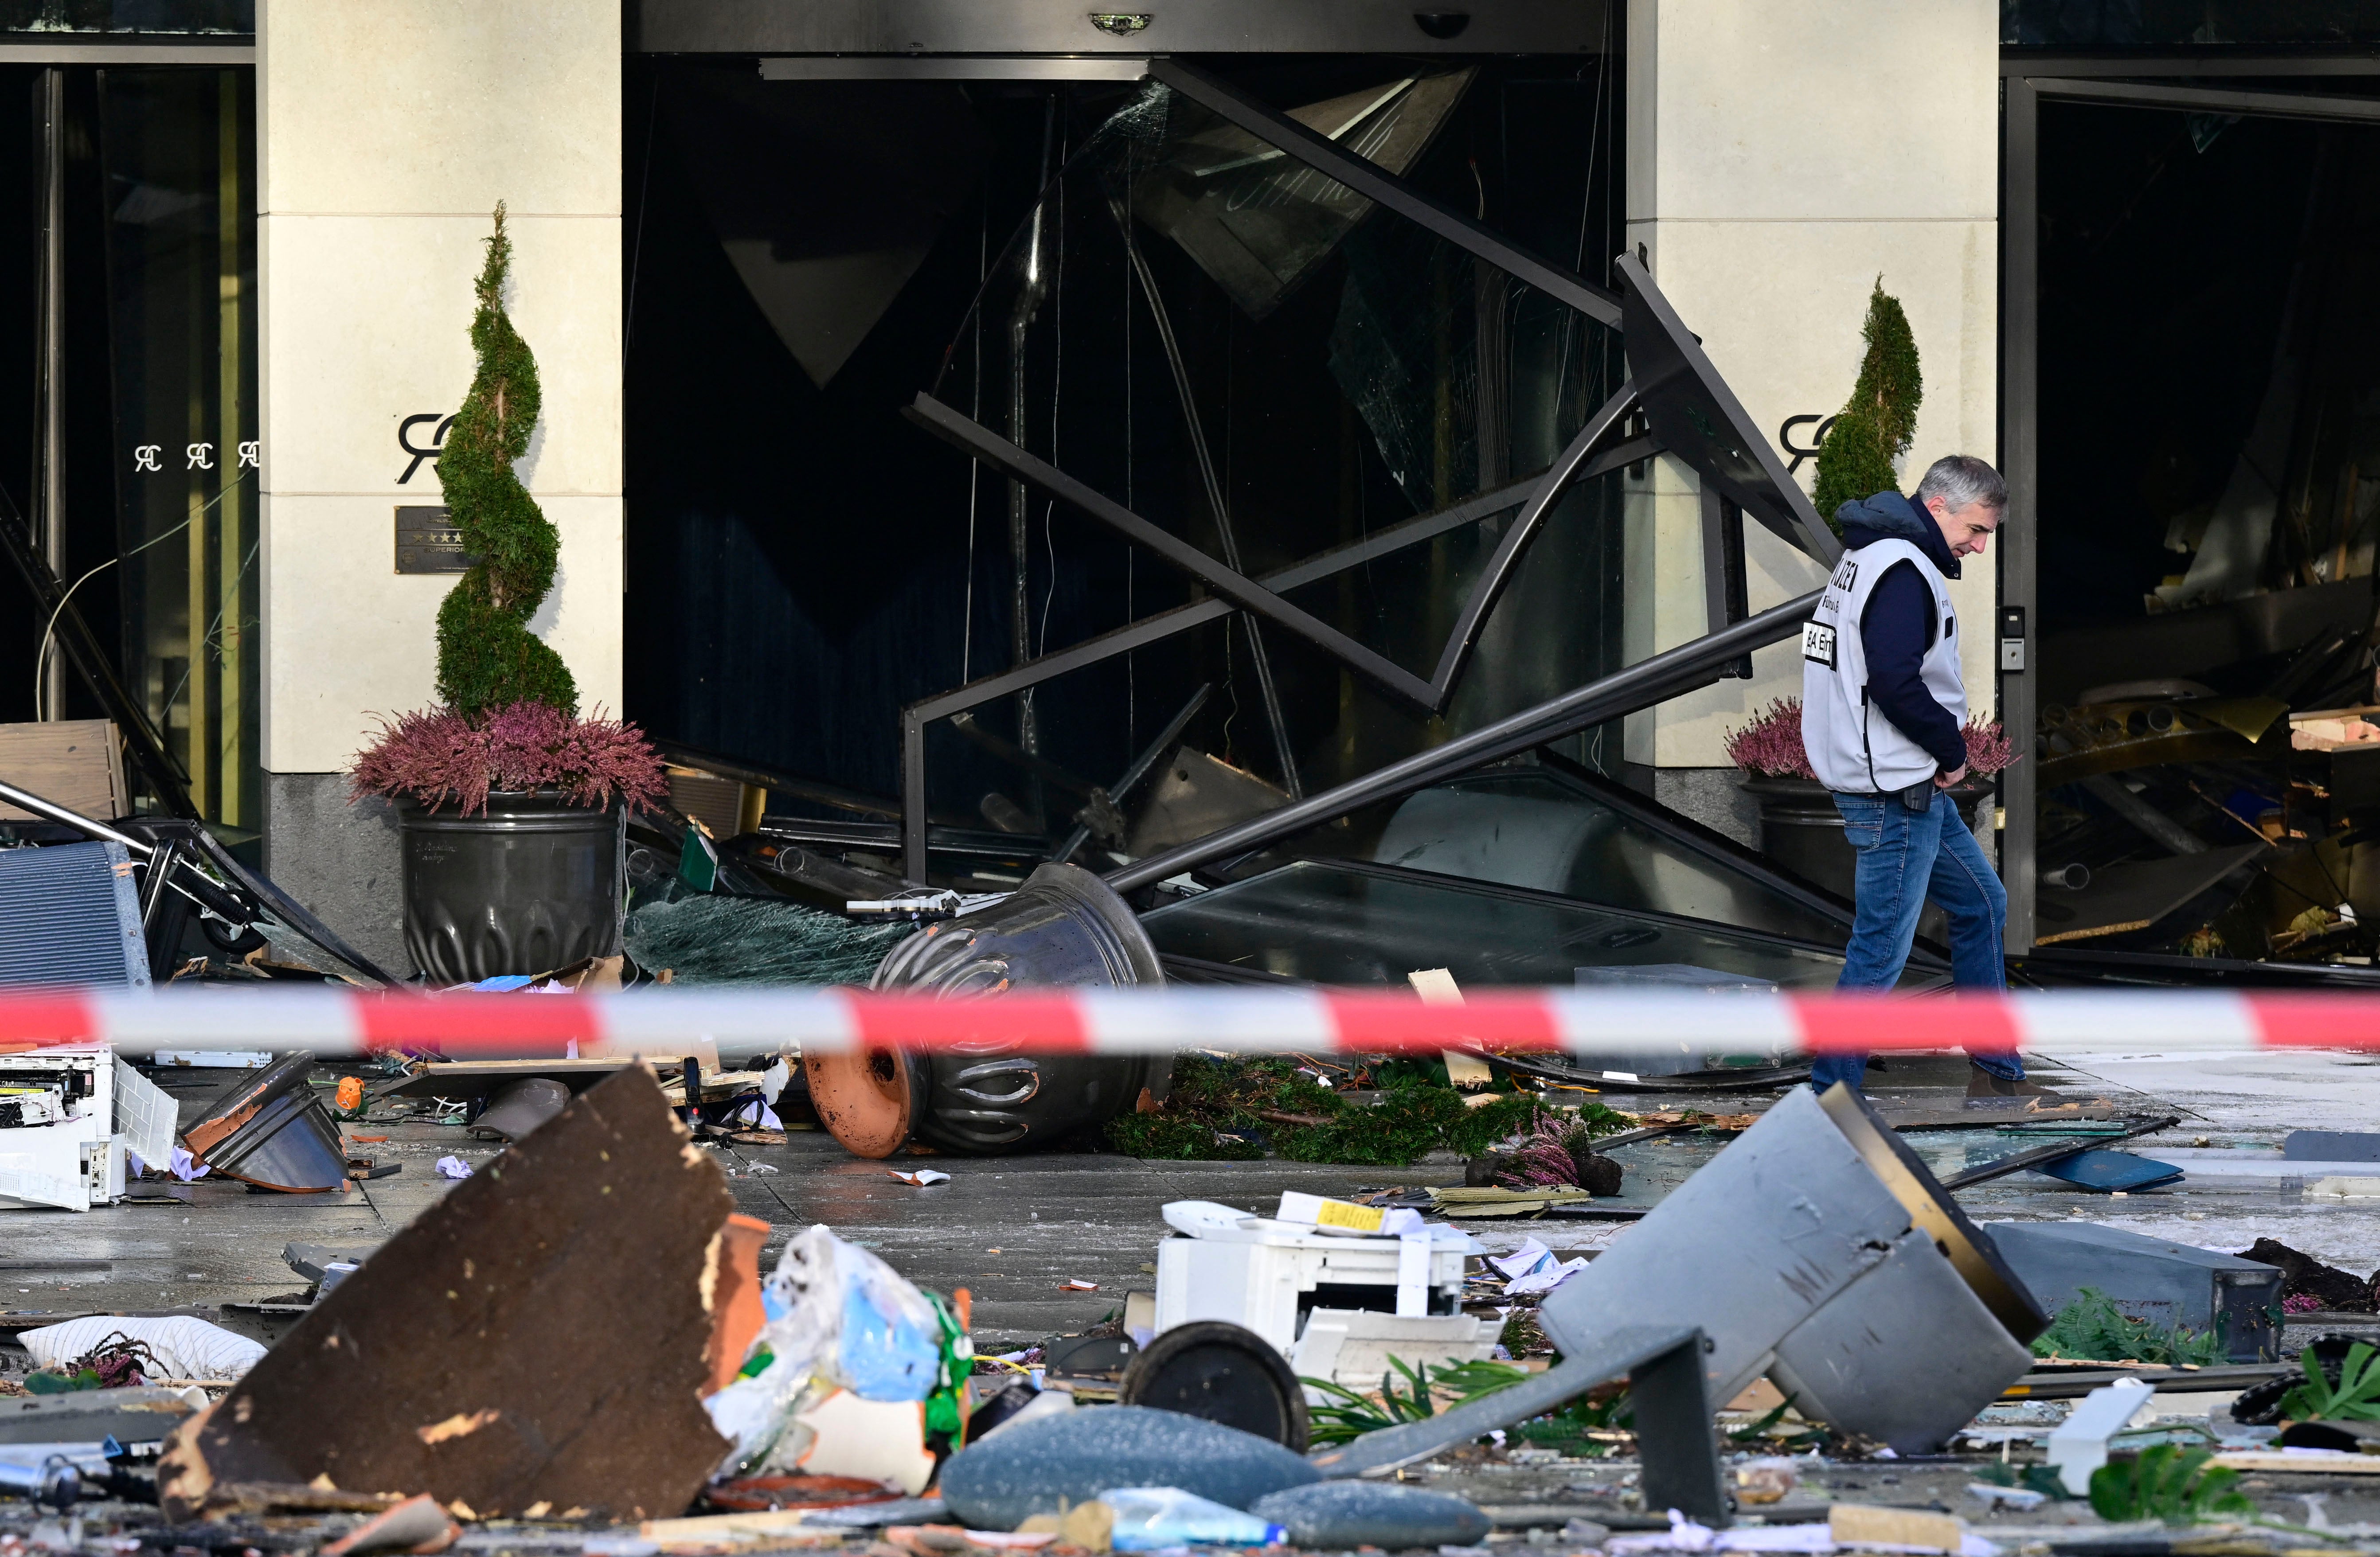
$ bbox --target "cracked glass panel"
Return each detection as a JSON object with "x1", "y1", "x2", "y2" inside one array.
[{"x1": 1141, "y1": 858, "x2": 1876, "y2": 989}]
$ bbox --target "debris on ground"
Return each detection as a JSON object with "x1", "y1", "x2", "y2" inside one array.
[
  {"x1": 158, "y1": 1063, "x2": 735, "y2": 1522},
  {"x1": 8, "y1": 1044, "x2": 2380, "y2": 1557},
  {"x1": 2235, "y1": 1235, "x2": 2379, "y2": 1312},
  {"x1": 1104, "y1": 1053, "x2": 1590, "y2": 1166},
  {"x1": 18, "y1": 1317, "x2": 263, "y2": 1385}
]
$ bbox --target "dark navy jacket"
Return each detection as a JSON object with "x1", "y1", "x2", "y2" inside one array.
[{"x1": 1834, "y1": 492, "x2": 1967, "y2": 774}]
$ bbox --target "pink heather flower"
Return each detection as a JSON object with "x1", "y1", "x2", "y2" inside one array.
[
  {"x1": 1962, "y1": 716, "x2": 2019, "y2": 777},
  {"x1": 1723, "y1": 696, "x2": 2017, "y2": 780},
  {"x1": 1497, "y1": 1115, "x2": 1596, "y2": 1190},
  {"x1": 350, "y1": 702, "x2": 668, "y2": 816},
  {"x1": 1723, "y1": 698, "x2": 1817, "y2": 780}
]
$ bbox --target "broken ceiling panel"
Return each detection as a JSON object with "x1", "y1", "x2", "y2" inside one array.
[
  {"x1": 1130, "y1": 70, "x2": 1473, "y2": 320},
  {"x1": 662, "y1": 71, "x2": 987, "y2": 388},
  {"x1": 160, "y1": 1065, "x2": 733, "y2": 1522}
]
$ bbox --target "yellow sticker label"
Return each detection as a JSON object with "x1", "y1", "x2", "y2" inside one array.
[{"x1": 1313, "y1": 1199, "x2": 1384, "y2": 1232}]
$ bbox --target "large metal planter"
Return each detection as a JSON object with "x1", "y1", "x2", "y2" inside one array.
[
  {"x1": 807, "y1": 863, "x2": 1170, "y2": 1157},
  {"x1": 1743, "y1": 775, "x2": 1992, "y2": 946},
  {"x1": 399, "y1": 792, "x2": 623, "y2": 983},
  {"x1": 184, "y1": 1051, "x2": 349, "y2": 1192},
  {"x1": 1538, "y1": 1084, "x2": 2045, "y2": 1453}
]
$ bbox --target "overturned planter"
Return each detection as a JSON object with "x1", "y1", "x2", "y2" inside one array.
[
  {"x1": 400, "y1": 790, "x2": 624, "y2": 983},
  {"x1": 1538, "y1": 1082, "x2": 2046, "y2": 1453},
  {"x1": 807, "y1": 862, "x2": 1171, "y2": 1158},
  {"x1": 183, "y1": 1052, "x2": 348, "y2": 1193}
]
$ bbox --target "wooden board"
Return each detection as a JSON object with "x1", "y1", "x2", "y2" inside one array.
[
  {"x1": 2209, "y1": 1451, "x2": 2380, "y2": 1474},
  {"x1": 0, "y1": 719, "x2": 123, "y2": 821}
]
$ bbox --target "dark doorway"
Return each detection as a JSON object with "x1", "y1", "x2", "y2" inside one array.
[
  {"x1": 621, "y1": 58, "x2": 1625, "y2": 834},
  {"x1": 2014, "y1": 77, "x2": 2380, "y2": 974}
]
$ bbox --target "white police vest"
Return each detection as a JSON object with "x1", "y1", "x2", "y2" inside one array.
[{"x1": 1799, "y1": 538, "x2": 1964, "y2": 794}]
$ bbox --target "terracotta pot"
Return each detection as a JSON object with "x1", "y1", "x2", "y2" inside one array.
[{"x1": 704, "y1": 1212, "x2": 774, "y2": 1394}]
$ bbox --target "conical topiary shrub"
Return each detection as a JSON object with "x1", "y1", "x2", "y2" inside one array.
[
  {"x1": 1811, "y1": 278, "x2": 1922, "y2": 534},
  {"x1": 434, "y1": 202, "x2": 576, "y2": 717}
]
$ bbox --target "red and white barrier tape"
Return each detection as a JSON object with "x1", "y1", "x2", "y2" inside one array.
[{"x1": 0, "y1": 985, "x2": 2373, "y2": 1066}]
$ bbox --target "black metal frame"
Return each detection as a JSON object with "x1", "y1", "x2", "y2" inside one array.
[
  {"x1": 896, "y1": 60, "x2": 1835, "y2": 883},
  {"x1": 894, "y1": 444, "x2": 1654, "y2": 877},
  {"x1": 1106, "y1": 589, "x2": 1820, "y2": 893},
  {"x1": 1998, "y1": 52, "x2": 2380, "y2": 951},
  {"x1": 1699, "y1": 487, "x2": 1751, "y2": 678}
]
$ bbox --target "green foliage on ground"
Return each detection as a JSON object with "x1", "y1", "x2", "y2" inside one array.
[
  {"x1": 1811, "y1": 278, "x2": 1922, "y2": 535},
  {"x1": 1974, "y1": 1460, "x2": 2076, "y2": 1502},
  {"x1": 2087, "y1": 1446, "x2": 2252, "y2": 1523},
  {"x1": 1101, "y1": 1053, "x2": 1556, "y2": 1165},
  {"x1": 1513, "y1": 1383, "x2": 1637, "y2": 1457},
  {"x1": 1301, "y1": 1356, "x2": 1530, "y2": 1446},
  {"x1": 23, "y1": 1368, "x2": 101, "y2": 1394},
  {"x1": 2032, "y1": 1286, "x2": 2226, "y2": 1366},
  {"x1": 2278, "y1": 1338, "x2": 2380, "y2": 1423},
  {"x1": 435, "y1": 203, "x2": 576, "y2": 717}
]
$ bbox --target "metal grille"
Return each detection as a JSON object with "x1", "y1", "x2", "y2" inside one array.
[{"x1": 0, "y1": 840, "x2": 148, "y2": 987}]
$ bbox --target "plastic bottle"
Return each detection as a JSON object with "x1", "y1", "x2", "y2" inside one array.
[{"x1": 1102, "y1": 1487, "x2": 1287, "y2": 1550}]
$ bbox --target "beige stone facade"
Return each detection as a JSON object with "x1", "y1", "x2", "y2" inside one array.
[
  {"x1": 1621, "y1": 0, "x2": 2001, "y2": 772},
  {"x1": 258, "y1": 0, "x2": 623, "y2": 776}
]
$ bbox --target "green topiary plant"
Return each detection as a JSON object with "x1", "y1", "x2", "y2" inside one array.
[
  {"x1": 434, "y1": 203, "x2": 575, "y2": 717},
  {"x1": 1811, "y1": 278, "x2": 1922, "y2": 535}
]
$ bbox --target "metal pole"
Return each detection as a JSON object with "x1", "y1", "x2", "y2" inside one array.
[
  {"x1": 1008, "y1": 97, "x2": 1057, "y2": 797},
  {"x1": 1113, "y1": 206, "x2": 1302, "y2": 798},
  {"x1": 0, "y1": 773, "x2": 152, "y2": 856},
  {"x1": 1104, "y1": 589, "x2": 1820, "y2": 892},
  {"x1": 2001, "y1": 76, "x2": 2039, "y2": 953},
  {"x1": 33, "y1": 66, "x2": 63, "y2": 722},
  {"x1": 215, "y1": 68, "x2": 244, "y2": 826}
]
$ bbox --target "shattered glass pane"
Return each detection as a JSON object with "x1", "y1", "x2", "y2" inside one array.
[
  {"x1": 1366, "y1": 769, "x2": 1852, "y2": 946},
  {"x1": 1141, "y1": 858, "x2": 1876, "y2": 988},
  {"x1": 929, "y1": 78, "x2": 1621, "y2": 677},
  {"x1": 1129, "y1": 70, "x2": 1474, "y2": 322}
]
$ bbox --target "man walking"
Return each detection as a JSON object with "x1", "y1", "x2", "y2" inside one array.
[{"x1": 1800, "y1": 454, "x2": 2030, "y2": 1097}]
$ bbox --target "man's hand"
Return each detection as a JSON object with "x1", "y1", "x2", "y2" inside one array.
[{"x1": 1935, "y1": 764, "x2": 1969, "y2": 789}]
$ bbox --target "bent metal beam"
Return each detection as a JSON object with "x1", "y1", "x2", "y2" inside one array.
[{"x1": 1102, "y1": 587, "x2": 1822, "y2": 894}]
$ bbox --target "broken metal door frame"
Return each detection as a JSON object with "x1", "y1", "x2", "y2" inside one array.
[
  {"x1": 895, "y1": 449, "x2": 1654, "y2": 878},
  {"x1": 903, "y1": 381, "x2": 1643, "y2": 716},
  {"x1": 1998, "y1": 52, "x2": 2380, "y2": 952},
  {"x1": 1104, "y1": 590, "x2": 1820, "y2": 894},
  {"x1": 898, "y1": 62, "x2": 1840, "y2": 882}
]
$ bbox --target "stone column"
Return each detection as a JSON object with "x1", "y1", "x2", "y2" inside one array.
[
  {"x1": 1622, "y1": 0, "x2": 1998, "y2": 854},
  {"x1": 256, "y1": 0, "x2": 622, "y2": 973}
]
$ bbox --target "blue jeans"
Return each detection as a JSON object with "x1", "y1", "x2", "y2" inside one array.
[{"x1": 1807, "y1": 787, "x2": 2022, "y2": 1093}]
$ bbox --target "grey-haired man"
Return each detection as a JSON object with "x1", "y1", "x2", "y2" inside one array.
[{"x1": 1800, "y1": 454, "x2": 2031, "y2": 1097}]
